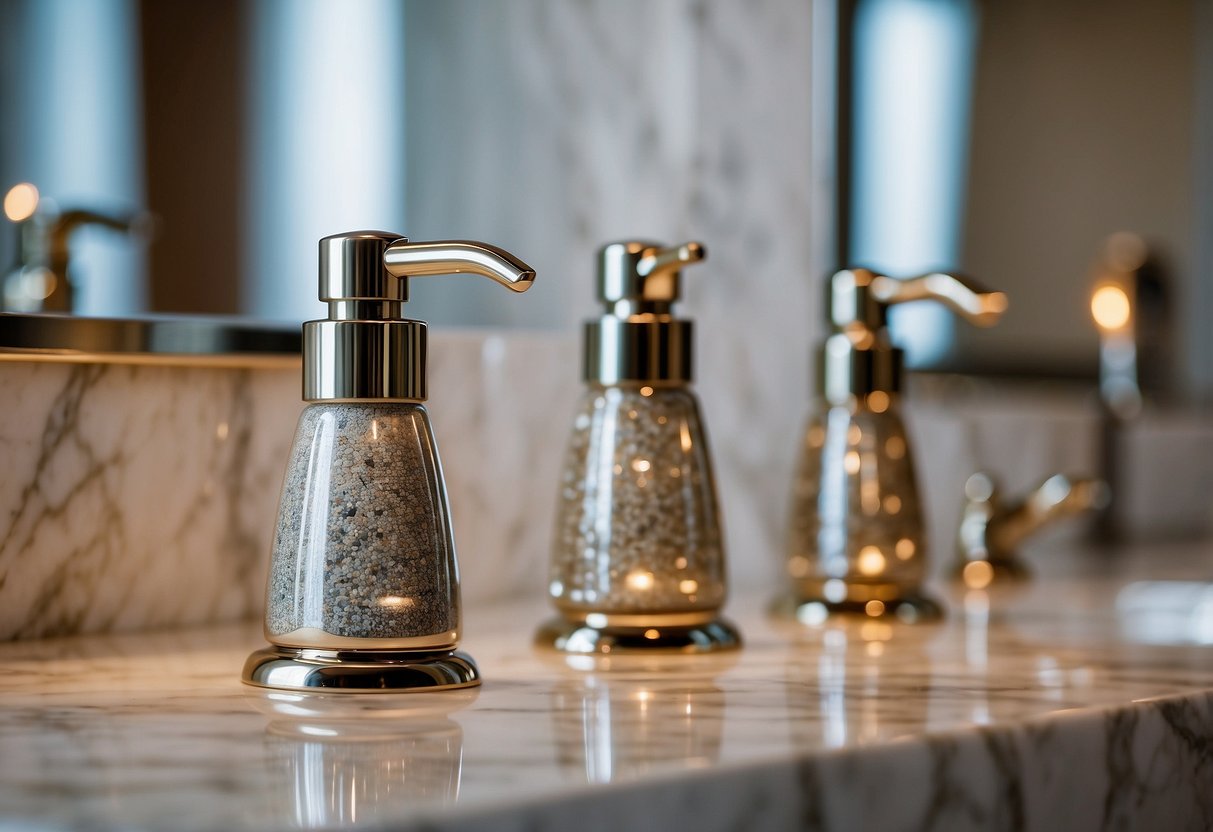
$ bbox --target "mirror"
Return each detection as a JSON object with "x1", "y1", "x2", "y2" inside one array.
[
  {"x1": 2, "y1": 0, "x2": 1209, "y2": 400},
  {"x1": 845, "y1": 0, "x2": 1212, "y2": 398}
]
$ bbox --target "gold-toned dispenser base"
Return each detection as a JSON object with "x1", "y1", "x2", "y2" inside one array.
[
  {"x1": 773, "y1": 593, "x2": 944, "y2": 625},
  {"x1": 535, "y1": 616, "x2": 742, "y2": 654},
  {"x1": 242, "y1": 647, "x2": 481, "y2": 693}
]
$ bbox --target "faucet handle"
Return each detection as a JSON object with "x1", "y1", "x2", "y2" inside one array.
[
  {"x1": 872, "y1": 272, "x2": 1008, "y2": 327},
  {"x1": 956, "y1": 472, "x2": 1110, "y2": 587}
]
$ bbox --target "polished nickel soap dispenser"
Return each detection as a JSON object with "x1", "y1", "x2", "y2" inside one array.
[
  {"x1": 781, "y1": 269, "x2": 1006, "y2": 623},
  {"x1": 537, "y1": 240, "x2": 740, "y2": 654},
  {"x1": 244, "y1": 231, "x2": 534, "y2": 691}
]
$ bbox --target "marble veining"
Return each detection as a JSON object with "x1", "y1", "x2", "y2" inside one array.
[
  {"x1": 2, "y1": 552, "x2": 1213, "y2": 831},
  {"x1": 0, "y1": 360, "x2": 301, "y2": 641}
]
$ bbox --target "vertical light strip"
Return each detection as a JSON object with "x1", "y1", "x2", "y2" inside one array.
[
  {"x1": 245, "y1": 0, "x2": 405, "y2": 323},
  {"x1": 851, "y1": 0, "x2": 979, "y2": 366},
  {"x1": 24, "y1": 0, "x2": 145, "y2": 315}
]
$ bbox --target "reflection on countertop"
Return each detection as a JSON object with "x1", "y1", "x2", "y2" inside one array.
[{"x1": 2, "y1": 543, "x2": 1213, "y2": 831}]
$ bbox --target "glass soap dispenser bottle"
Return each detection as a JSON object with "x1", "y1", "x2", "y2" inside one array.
[
  {"x1": 537, "y1": 240, "x2": 740, "y2": 654},
  {"x1": 780, "y1": 269, "x2": 1007, "y2": 623},
  {"x1": 243, "y1": 231, "x2": 535, "y2": 692}
]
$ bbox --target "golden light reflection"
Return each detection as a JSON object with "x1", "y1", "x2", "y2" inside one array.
[
  {"x1": 3, "y1": 182, "x2": 38, "y2": 222},
  {"x1": 643, "y1": 629, "x2": 660, "y2": 640},
  {"x1": 379, "y1": 595, "x2": 415, "y2": 608},
  {"x1": 885, "y1": 436, "x2": 905, "y2": 460},
  {"x1": 626, "y1": 570, "x2": 655, "y2": 592},
  {"x1": 859, "y1": 621, "x2": 893, "y2": 642},
  {"x1": 1091, "y1": 284, "x2": 1131, "y2": 331},
  {"x1": 963, "y1": 560, "x2": 994, "y2": 590},
  {"x1": 864, "y1": 599, "x2": 885, "y2": 617},
  {"x1": 866, "y1": 640, "x2": 884, "y2": 657},
  {"x1": 844, "y1": 450, "x2": 861, "y2": 475},
  {"x1": 631, "y1": 458, "x2": 651, "y2": 473},
  {"x1": 857, "y1": 546, "x2": 886, "y2": 576},
  {"x1": 883, "y1": 495, "x2": 901, "y2": 514},
  {"x1": 867, "y1": 391, "x2": 889, "y2": 413},
  {"x1": 679, "y1": 579, "x2": 699, "y2": 594},
  {"x1": 215, "y1": 421, "x2": 230, "y2": 441},
  {"x1": 847, "y1": 424, "x2": 862, "y2": 445},
  {"x1": 639, "y1": 386, "x2": 654, "y2": 397},
  {"x1": 787, "y1": 555, "x2": 810, "y2": 578},
  {"x1": 894, "y1": 538, "x2": 915, "y2": 560}
]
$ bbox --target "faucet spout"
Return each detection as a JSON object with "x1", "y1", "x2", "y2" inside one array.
[{"x1": 956, "y1": 473, "x2": 1110, "y2": 584}]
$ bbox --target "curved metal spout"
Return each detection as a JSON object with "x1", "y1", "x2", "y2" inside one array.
[{"x1": 384, "y1": 240, "x2": 535, "y2": 292}]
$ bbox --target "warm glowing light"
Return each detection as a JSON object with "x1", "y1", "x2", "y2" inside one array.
[
  {"x1": 674, "y1": 556, "x2": 688, "y2": 569},
  {"x1": 640, "y1": 386, "x2": 654, "y2": 397},
  {"x1": 857, "y1": 546, "x2": 886, "y2": 576},
  {"x1": 860, "y1": 621, "x2": 892, "y2": 642},
  {"x1": 895, "y1": 538, "x2": 915, "y2": 560},
  {"x1": 379, "y1": 595, "x2": 415, "y2": 608},
  {"x1": 626, "y1": 570, "x2": 655, "y2": 592},
  {"x1": 643, "y1": 628, "x2": 660, "y2": 640},
  {"x1": 679, "y1": 579, "x2": 699, "y2": 594},
  {"x1": 215, "y1": 422, "x2": 229, "y2": 441},
  {"x1": 788, "y1": 555, "x2": 810, "y2": 578},
  {"x1": 807, "y1": 425, "x2": 825, "y2": 448},
  {"x1": 865, "y1": 599, "x2": 886, "y2": 617},
  {"x1": 883, "y1": 495, "x2": 901, "y2": 514},
  {"x1": 866, "y1": 641, "x2": 884, "y2": 657},
  {"x1": 3, "y1": 183, "x2": 38, "y2": 222},
  {"x1": 631, "y1": 458, "x2": 651, "y2": 473},
  {"x1": 847, "y1": 424, "x2": 862, "y2": 445},
  {"x1": 885, "y1": 436, "x2": 905, "y2": 460},
  {"x1": 844, "y1": 451, "x2": 861, "y2": 475},
  {"x1": 963, "y1": 560, "x2": 994, "y2": 590},
  {"x1": 867, "y1": 391, "x2": 890, "y2": 413},
  {"x1": 1091, "y1": 284, "x2": 1131, "y2": 331}
]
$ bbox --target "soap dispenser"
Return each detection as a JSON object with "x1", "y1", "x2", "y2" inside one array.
[
  {"x1": 780, "y1": 269, "x2": 1006, "y2": 623},
  {"x1": 243, "y1": 231, "x2": 534, "y2": 691},
  {"x1": 536, "y1": 240, "x2": 740, "y2": 654}
]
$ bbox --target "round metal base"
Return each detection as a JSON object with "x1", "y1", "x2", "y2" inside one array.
[
  {"x1": 242, "y1": 647, "x2": 481, "y2": 693},
  {"x1": 535, "y1": 616, "x2": 742, "y2": 654},
  {"x1": 773, "y1": 593, "x2": 944, "y2": 624}
]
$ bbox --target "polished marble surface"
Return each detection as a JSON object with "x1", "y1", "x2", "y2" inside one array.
[{"x1": 3, "y1": 547, "x2": 1213, "y2": 831}]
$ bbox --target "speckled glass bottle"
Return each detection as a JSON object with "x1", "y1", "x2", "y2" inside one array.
[
  {"x1": 550, "y1": 384, "x2": 725, "y2": 622},
  {"x1": 778, "y1": 268, "x2": 1006, "y2": 624},
  {"x1": 266, "y1": 403, "x2": 459, "y2": 651},
  {"x1": 537, "y1": 239, "x2": 739, "y2": 653},
  {"x1": 785, "y1": 397, "x2": 928, "y2": 617},
  {"x1": 243, "y1": 231, "x2": 535, "y2": 692}
]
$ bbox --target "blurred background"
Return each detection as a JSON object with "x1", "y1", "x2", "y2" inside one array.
[{"x1": 0, "y1": 0, "x2": 1210, "y2": 396}]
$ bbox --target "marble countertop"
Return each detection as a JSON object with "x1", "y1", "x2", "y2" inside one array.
[{"x1": 4, "y1": 545, "x2": 1213, "y2": 832}]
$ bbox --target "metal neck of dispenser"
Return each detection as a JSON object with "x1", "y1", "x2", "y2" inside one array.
[
  {"x1": 304, "y1": 231, "x2": 535, "y2": 402},
  {"x1": 583, "y1": 239, "x2": 706, "y2": 385},
  {"x1": 819, "y1": 268, "x2": 1008, "y2": 406}
]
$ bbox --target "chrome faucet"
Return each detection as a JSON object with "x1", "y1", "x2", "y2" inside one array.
[
  {"x1": 955, "y1": 472, "x2": 1110, "y2": 587},
  {"x1": 3, "y1": 182, "x2": 149, "y2": 313}
]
